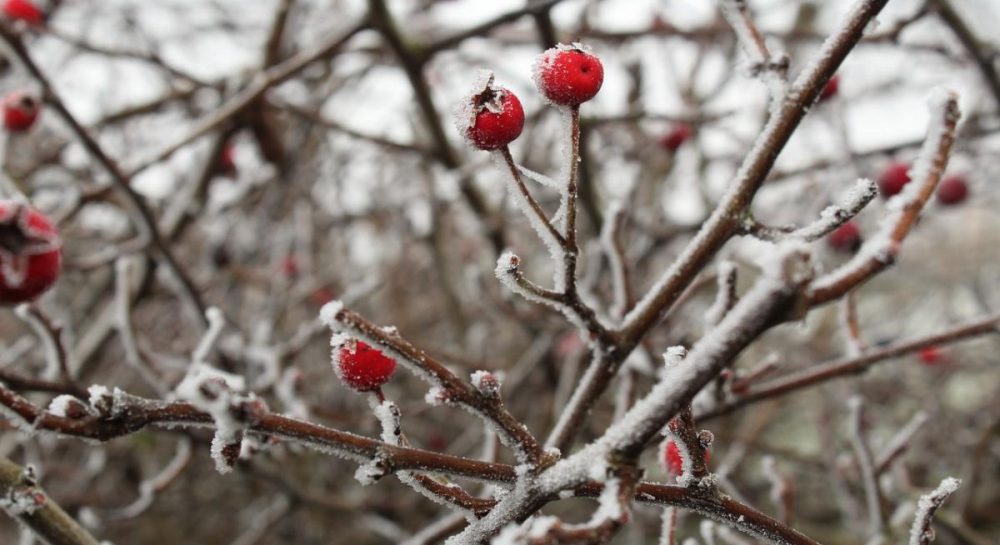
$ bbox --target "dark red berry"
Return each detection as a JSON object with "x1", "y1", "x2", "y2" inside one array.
[
  {"x1": 3, "y1": 92, "x2": 40, "y2": 132},
  {"x1": 3, "y1": 0, "x2": 44, "y2": 25},
  {"x1": 827, "y1": 222, "x2": 861, "y2": 253},
  {"x1": 534, "y1": 45, "x2": 604, "y2": 106},
  {"x1": 335, "y1": 340, "x2": 396, "y2": 392},
  {"x1": 280, "y1": 255, "x2": 299, "y2": 278},
  {"x1": 819, "y1": 75, "x2": 839, "y2": 102},
  {"x1": 461, "y1": 74, "x2": 524, "y2": 150},
  {"x1": 918, "y1": 346, "x2": 944, "y2": 366},
  {"x1": 0, "y1": 201, "x2": 62, "y2": 304},
  {"x1": 662, "y1": 440, "x2": 711, "y2": 476},
  {"x1": 218, "y1": 142, "x2": 237, "y2": 176},
  {"x1": 659, "y1": 123, "x2": 693, "y2": 152},
  {"x1": 878, "y1": 162, "x2": 911, "y2": 198},
  {"x1": 936, "y1": 175, "x2": 968, "y2": 205}
]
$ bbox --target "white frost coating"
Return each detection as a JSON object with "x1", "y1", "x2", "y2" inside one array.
[
  {"x1": 424, "y1": 386, "x2": 448, "y2": 406},
  {"x1": 453, "y1": 70, "x2": 502, "y2": 140},
  {"x1": 318, "y1": 299, "x2": 345, "y2": 328},
  {"x1": 191, "y1": 307, "x2": 225, "y2": 364},
  {"x1": 790, "y1": 178, "x2": 877, "y2": 241},
  {"x1": 493, "y1": 252, "x2": 589, "y2": 335},
  {"x1": 662, "y1": 346, "x2": 687, "y2": 369},
  {"x1": 811, "y1": 90, "x2": 958, "y2": 296},
  {"x1": 471, "y1": 370, "x2": 500, "y2": 397},
  {"x1": 717, "y1": 0, "x2": 767, "y2": 65},
  {"x1": 704, "y1": 261, "x2": 737, "y2": 326},
  {"x1": 491, "y1": 151, "x2": 568, "y2": 293},
  {"x1": 517, "y1": 164, "x2": 562, "y2": 190},
  {"x1": 908, "y1": 478, "x2": 960, "y2": 545},
  {"x1": 875, "y1": 411, "x2": 928, "y2": 467},
  {"x1": 0, "y1": 486, "x2": 43, "y2": 516},
  {"x1": 46, "y1": 395, "x2": 85, "y2": 418},
  {"x1": 174, "y1": 363, "x2": 250, "y2": 474},
  {"x1": 601, "y1": 201, "x2": 627, "y2": 320},
  {"x1": 13, "y1": 305, "x2": 63, "y2": 382},
  {"x1": 274, "y1": 367, "x2": 310, "y2": 420}
]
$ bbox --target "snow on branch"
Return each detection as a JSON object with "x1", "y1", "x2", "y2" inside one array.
[{"x1": 908, "y1": 478, "x2": 960, "y2": 545}]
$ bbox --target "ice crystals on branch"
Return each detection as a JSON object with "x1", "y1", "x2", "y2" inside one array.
[{"x1": 908, "y1": 478, "x2": 960, "y2": 545}]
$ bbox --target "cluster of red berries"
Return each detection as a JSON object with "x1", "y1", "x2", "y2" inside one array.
[
  {"x1": 877, "y1": 161, "x2": 969, "y2": 204},
  {"x1": 335, "y1": 339, "x2": 397, "y2": 392},
  {"x1": 2, "y1": 0, "x2": 44, "y2": 25},
  {"x1": 460, "y1": 44, "x2": 604, "y2": 150},
  {"x1": 2, "y1": 91, "x2": 41, "y2": 132},
  {"x1": 0, "y1": 201, "x2": 62, "y2": 304}
]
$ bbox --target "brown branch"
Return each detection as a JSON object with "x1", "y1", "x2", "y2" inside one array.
[{"x1": 0, "y1": 456, "x2": 101, "y2": 545}]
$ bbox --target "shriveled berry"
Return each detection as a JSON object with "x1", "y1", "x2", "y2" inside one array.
[
  {"x1": 0, "y1": 201, "x2": 62, "y2": 304},
  {"x1": 878, "y1": 162, "x2": 911, "y2": 198},
  {"x1": 2, "y1": 0, "x2": 44, "y2": 25},
  {"x1": 660, "y1": 123, "x2": 693, "y2": 152},
  {"x1": 460, "y1": 74, "x2": 524, "y2": 150},
  {"x1": 936, "y1": 175, "x2": 968, "y2": 205},
  {"x1": 335, "y1": 340, "x2": 396, "y2": 392},
  {"x1": 819, "y1": 75, "x2": 839, "y2": 102},
  {"x1": 2, "y1": 92, "x2": 40, "y2": 132},
  {"x1": 533, "y1": 45, "x2": 604, "y2": 106},
  {"x1": 827, "y1": 221, "x2": 861, "y2": 253}
]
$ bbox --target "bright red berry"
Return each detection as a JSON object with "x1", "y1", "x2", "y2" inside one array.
[
  {"x1": 827, "y1": 221, "x2": 861, "y2": 253},
  {"x1": 533, "y1": 45, "x2": 604, "y2": 106},
  {"x1": 0, "y1": 201, "x2": 62, "y2": 304},
  {"x1": 918, "y1": 346, "x2": 944, "y2": 366},
  {"x1": 936, "y1": 175, "x2": 968, "y2": 205},
  {"x1": 819, "y1": 75, "x2": 839, "y2": 102},
  {"x1": 3, "y1": 92, "x2": 40, "y2": 132},
  {"x1": 878, "y1": 162, "x2": 911, "y2": 198},
  {"x1": 662, "y1": 440, "x2": 711, "y2": 476},
  {"x1": 2, "y1": 0, "x2": 44, "y2": 25},
  {"x1": 335, "y1": 340, "x2": 396, "y2": 392},
  {"x1": 460, "y1": 74, "x2": 524, "y2": 150},
  {"x1": 659, "y1": 123, "x2": 693, "y2": 152}
]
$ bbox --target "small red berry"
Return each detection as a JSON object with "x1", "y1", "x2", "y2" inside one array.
[
  {"x1": 2, "y1": 0, "x2": 44, "y2": 25},
  {"x1": 662, "y1": 440, "x2": 711, "y2": 476},
  {"x1": 936, "y1": 175, "x2": 968, "y2": 205},
  {"x1": 460, "y1": 74, "x2": 524, "y2": 150},
  {"x1": 280, "y1": 255, "x2": 299, "y2": 278},
  {"x1": 827, "y1": 221, "x2": 861, "y2": 253},
  {"x1": 3, "y1": 92, "x2": 40, "y2": 132},
  {"x1": 659, "y1": 123, "x2": 693, "y2": 152},
  {"x1": 218, "y1": 142, "x2": 237, "y2": 176},
  {"x1": 878, "y1": 162, "x2": 911, "y2": 198},
  {"x1": 819, "y1": 75, "x2": 839, "y2": 102},
  {"x1": 0, "y1": 201, "x2": 62, "y2": 304},
  {"x1": 335, "y1": 339, "x2": 396, "y2": 392},
  {"x1": 533, "y1": 45, "x2": 604, "y2": 106},
  {"x1": 310, "y1": 286, "x2": 335, "y2": 307},
  {"x1": 918, "y1": 346, "x2": 944, "y2": 366}
]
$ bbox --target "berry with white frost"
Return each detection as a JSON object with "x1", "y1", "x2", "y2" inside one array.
[
  {"x1": 0, "y1": 201, "x2": 62, "y2": 304},
  {"x1": 533, "y1": 44, "x2": 604, "y2": 106}
]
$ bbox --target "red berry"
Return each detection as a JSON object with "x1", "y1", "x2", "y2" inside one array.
[
  {"x1": 3, "y1": 92, "x2": 40, "y2": 132},
  {"x1": 936, "y1": 175, "x2": 968, "y2": 205},
  {"x1": 662, "y1": 440, "x2": 711, "y2": 476},
  {"x1": 918, "y1": 346, "x2": 944, "y2": 366},
  {"x1": 280, "y1": 255, "x2": 299, "y2": 278},
  {"x1": 819, "y1": 75, "x2": 839, "y2": 102},
  {"x1": 827, "y1": 221, "x2": 861, "y2": 253},
  {"x1": 461, "y1": 74, "x2": 524, "y2": 150},
  {"x1": 3, "y1": 0, "x2": 44, "y2": 25},
  {"x1": 534, "y1": 45, "x2": 604, "y2": 106},
  {"x1": 878, "y1": 162, "x2": 911, "y2": 198},
  {"x1": 335, "y1": 340, "x2": 396, "y2": 392},
  {"x1": 310, "y1": 286, "x2": 335, "y2": 307},
  {"x1": 659, "y1": 123, "x2": 693, "y2": 152},
  {"x1": 218, "y1": 142, "x2": 237, "y2": 176},
  {"x1": 0, "y1": 201, "x2": 62, "y2": 304}
]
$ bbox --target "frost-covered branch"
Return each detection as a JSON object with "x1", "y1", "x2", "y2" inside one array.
[
  {"x1": 0, "y1": 456, "x2": 101, "y2": 545},
  {"x1": 908, "y1": 478, "x2": 960, "y2": 545},
  {"x1": 847, "y1": 396, "x2": 885, "y2": 538},
  {"x1": 741, "y1": 178, "x2": 878, "y2": 242}
]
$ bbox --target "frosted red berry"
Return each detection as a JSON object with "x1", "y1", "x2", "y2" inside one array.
[
  {"x1": 918, "y1": 345, "x2": 944, "y2": 366},
  {"x1": 936, "y1": 175, "x2": 968, "y2": 205},
  {"x1": 878, "y1": 162, "x2": 911, "y2": 198},
  {"x1": 827, "y1": 221, "x2": 861, "y2": 253},
  {"x1": 819, "y1": 75, "x2": 839, "y2": 102},
  {"x1": 336, "y1": 340, "x2": 396, "y2": 392},
  {"x1": 2, "y1": 0, "x2": 44, "y2": 25},
  {"x1": 462, "y1": 75, "x2": 524, "y2": 150},
  {"x1": 662, "y1": 440, "x2": 711, "y2": 476},
  {"x1": 3, "y1": 92, "x2": 40, "y2": 132},
  {"x1": 0, "y1": 201, "x2": 62, "y2": 304},
  {"x1": 660, "y1": 123, "x2": 693, "y2": 152},
  {"x1": 534, "y1": 45, "x2": 604, "y2": 106}
]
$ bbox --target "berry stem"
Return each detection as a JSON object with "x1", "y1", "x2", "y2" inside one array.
[
  {"x1": 498, "y1": 146, "x2": 565, "y2": 247},
  {"x1": 562, "y1": 105, "x2": 581, "y2": 295}
]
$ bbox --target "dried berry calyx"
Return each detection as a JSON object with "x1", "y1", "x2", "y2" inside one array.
[
  {"x1": 0, "y1": 201, "x2": 62, "y2": 304},
  {"x1": 459, "y1": 72, "x2": 525, "y2": 151}
]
